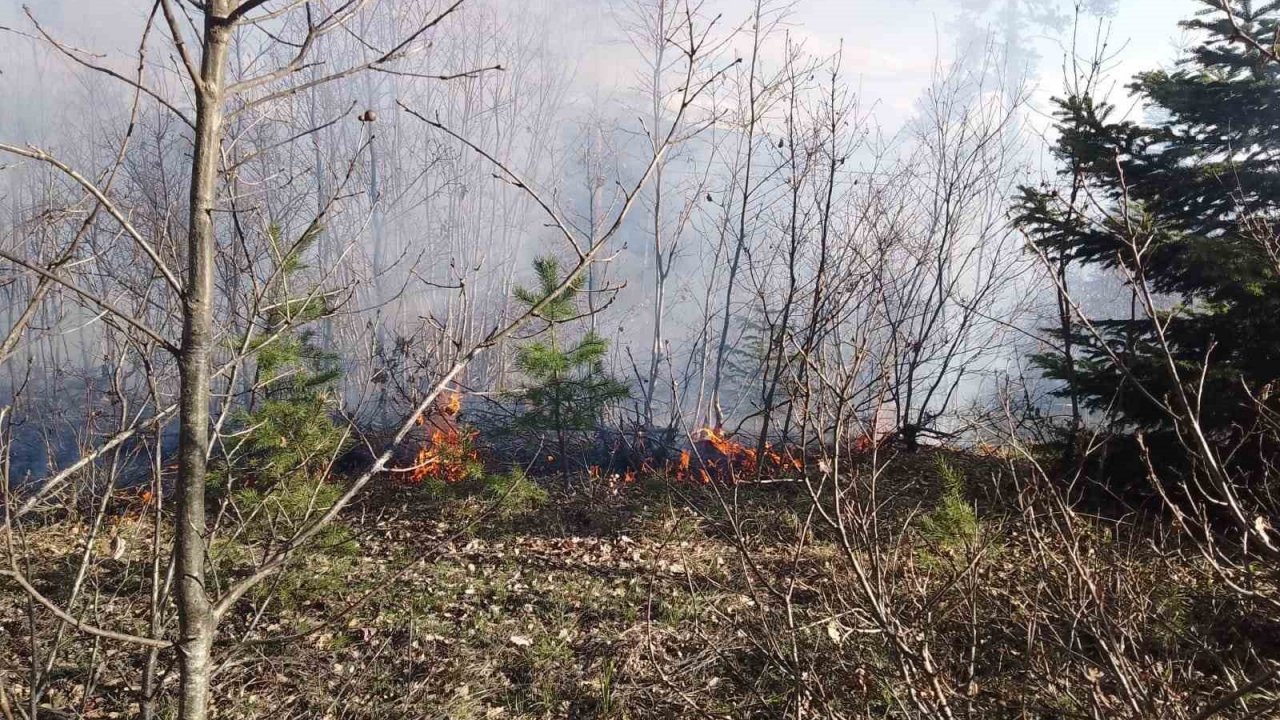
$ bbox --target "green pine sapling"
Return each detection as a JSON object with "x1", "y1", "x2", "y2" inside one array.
[
  {"x1": 217, "y1": 224, "x2": 351, "y2": 552},
  {"x1": 510, "y1": 256, "x2": 628, "y2": 478}
]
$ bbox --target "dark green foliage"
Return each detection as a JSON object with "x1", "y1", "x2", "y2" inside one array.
[
  {"x1": 228, "y1": 396, "x2": 343, "y2": 494},
  {"x1": 481, "y1": 468, "x2": 549, "y2": 520},
  {"x1": 216, "y1": 223, "x2": 349, "y2": 535},
  {"x1": 1017, "y1": 1, "x2": 1280, "y2": 432},
  {"x1": 228, "y1": 482, "x2": 348, "y2": 543},
  {"x1": 515, "y1": 332, "x2": 626, "y2": 434},
  {"x1": 205, "y1": 223, "x2": 355, "y2": 609},
  {"x1": 232, "y1": 333, "x2": 344, "y2": 487},
  {"x1": 509, "y1": 257, "x2": 628, "y2": 470},
  {"x1": 227, "y1": 224, "x2": 346, "y2": 491},
  {"x1": 917, "y1": 458, "x2": 978, "y2": 550}
]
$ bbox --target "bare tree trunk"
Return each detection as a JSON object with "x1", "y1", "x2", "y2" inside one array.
[
  {"x1": 756, "y1": 48, "x2": 806, "y2": 460},
  {"x1": 641, "y1": 0, "x2": 669, "y2": 427},
  {"x1": 176, "y1": 7, "x2": 231, "y2": 718},
  {"x1": 710, "y1": 0, "x2": 766, "y2": 429},
  {"x1": 1057, "y1": 164, "x2": 1083, "y2": 464}
]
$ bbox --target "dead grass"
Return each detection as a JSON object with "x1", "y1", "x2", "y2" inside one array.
[{"x1": 2, "y1": 449, "x2": 1276, "y2": 718}]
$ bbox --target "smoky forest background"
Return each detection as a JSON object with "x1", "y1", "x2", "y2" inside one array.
[{"x1": 2, "y1": 0, "x2": 1280, "y2": 718}]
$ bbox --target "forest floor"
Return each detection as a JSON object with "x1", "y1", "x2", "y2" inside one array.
[{"x1": 2, "y1": 448, "x2": 1276, "y2": 719}]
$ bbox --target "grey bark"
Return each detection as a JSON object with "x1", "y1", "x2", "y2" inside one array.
[{"x1": 175, "y1": 5, "x2": 231, "y2": 719}]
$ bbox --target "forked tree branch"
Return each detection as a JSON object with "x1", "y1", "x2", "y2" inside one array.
[{"x1": 0, "y1": 144, "x2": 185, "y2": 295}]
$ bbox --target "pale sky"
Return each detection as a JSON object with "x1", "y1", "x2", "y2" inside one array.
[
  {"x1": 571, "y1": 0, "x2": 1195, "y2": 121},
  {"x1": 0, "y1": 0, "x2": 1199, "y2": 116}
]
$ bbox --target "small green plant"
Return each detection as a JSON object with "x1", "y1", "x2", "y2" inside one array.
[
  {"x1": 223, "y1": 323, "x2": 349, "y2": 531},
  {"x1": 596, "y1": 657, "x2": 618, "y2": 716},
  {"x1": 510, "y1": 256, "x2": 629, "y2": 475},
  {"x1": 220, "y1": 223, "x2": 347, "y2": 499},
  {"x1": 211, "y1": 223, "x2": 356, "y2": 609},
  {"x1": 482, "y1": 468, "x2": 548, "y2": 520},
  {"x1": 917, "y1": 458, "x2": 979, "y2": 550}
]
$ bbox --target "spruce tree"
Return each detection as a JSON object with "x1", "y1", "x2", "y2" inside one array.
[
  {"x1": 511, "y1": 256, "x2": 628, "y2": 476},
  {"x1": 1017, "y1": 0, "x2": 1280, "y2": 436}
]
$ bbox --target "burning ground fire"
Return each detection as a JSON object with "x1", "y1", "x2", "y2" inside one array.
[
  {"x1": 396, "y1": 398, "x2": 806, "y2": 487},
  {"x1": 686, "y1": 426, "x2": 804, "y2": 482},
  {"x1": 589, "y1": 426, "x2": 804, "y2": 486}
]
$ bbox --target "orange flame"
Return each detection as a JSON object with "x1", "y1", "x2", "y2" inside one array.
[
  {"x1": 441, "y1": 391, "x2": 462, "y2": 416},
  {"x1": 405, "y1": 426, "x2": 478, "y2": 484},
  {"x1": 694, "y1": 427, "x2": 757, "y2": 475},
  {"x1": 693, "y1": 426, "x2": 727, "y2": 447},
  {"x1": 674, "y1": 428, "x2": 804, "y2": 483}
]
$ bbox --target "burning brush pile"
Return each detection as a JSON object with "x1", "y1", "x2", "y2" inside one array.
[{"x1": 394, "y1": 391, "x2": 482, "y2": 485}]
